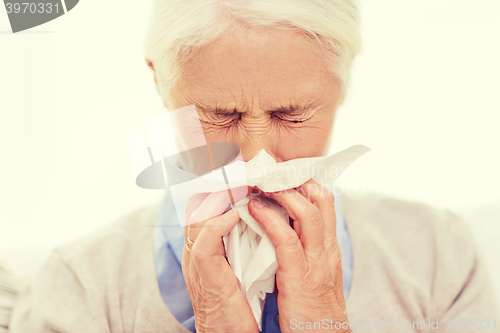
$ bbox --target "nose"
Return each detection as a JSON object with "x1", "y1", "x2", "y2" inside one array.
[
  {"x1": 237, "y1": 131, "x2": 279, "y2": 163},
  {"x1": 234, "y1": 107, "x2": 285, "y2": 162}
]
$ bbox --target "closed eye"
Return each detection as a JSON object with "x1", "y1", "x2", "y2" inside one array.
[
  {"x1": 273, "y1": 113, "x2": 310, "y2": 124},
  {"x1": 199, "y1": 112, "x2": 240, "y2": 127}
]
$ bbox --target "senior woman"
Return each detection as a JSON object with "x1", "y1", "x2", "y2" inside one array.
[{"x1": 8, "y1": 0, "x2": 499, "y2": 332}]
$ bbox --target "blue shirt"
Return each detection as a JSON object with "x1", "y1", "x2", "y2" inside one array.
[{"x1": 154, "y1": 185, "x2": 353, "y2": 333}]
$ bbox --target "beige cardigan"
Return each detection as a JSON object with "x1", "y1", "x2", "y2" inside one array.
[{"x1": 9, "y1": 192, "x2": 500, "y2": 332}]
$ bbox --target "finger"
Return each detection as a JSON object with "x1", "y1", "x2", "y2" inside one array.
[
  {"x1": 190, "y1": 209, "x2": 241, "y2": 284},
  {"x1": 183, "y1": 193, "x2": 210, "y2": 271},
  {"x1": 298, "y1": 179, "x2": 337, "y2": 248},
  {"x1": 247, "y1": 198, "x2": 307, "y2": 274},
  {"x1": 189, "y1": 186, "x2": 252, "y2": 224},
  {"x1": 182, "y1": 225, "x2": 196, "y2": 284},
  {"x1": 261, "y1": 189, "x2": 325, "y2": 259},
  {"x1": 184, "y1": 186, "x2": 249, "y2": 266},
  {"x1": 182, "y1": 224, "x2": 200, "y2": 271},
  {"x1": 289, "y1": 217, "x2": 301, "y2": 239},
  {"x1": 184, "y1": 192, "x2": 210, "y2": 227},
  {"x1": 182, "y1": 194, "x2": 212, "y2": 286},
  {"x1": 183, "y1": 194, "x2": 210, "y2": 261}
]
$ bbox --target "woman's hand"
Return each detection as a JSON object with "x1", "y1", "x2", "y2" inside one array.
[
  {"x1": 248, "y1": 179, "x2": 350, "y2": 333},
  {"x1": 181, "y1": 188, "x2": 259, "y2": 333}
]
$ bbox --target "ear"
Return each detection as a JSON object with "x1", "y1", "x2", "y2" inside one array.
[
  {"x1": 146, "y1": 58, "x2": 154, "y2": 71},
  {"x1": 145, "y1": 58, "x2": 157, "y2": 84},
  {"x1": 145, "y1": 59, "x2": 170, "y2": 108}
]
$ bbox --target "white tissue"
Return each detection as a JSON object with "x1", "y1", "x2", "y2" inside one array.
[
  {"x1": 170, "y1": 145, "x2": 370, "y2": 199},
  {"x1": 171, "y1": 145, "x2": 371, "y2": 330},
  {"x1": 222, "y1": 194, "x2": 286, "y2": 330}
]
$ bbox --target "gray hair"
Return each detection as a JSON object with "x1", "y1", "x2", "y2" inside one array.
[{"x1": 144, "y1": 0, "x2": 363, "y2": 109}]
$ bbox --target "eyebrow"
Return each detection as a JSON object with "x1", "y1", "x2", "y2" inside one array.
[{"x1": 196, "y1": 103, "x2": 313, "y2": 115}]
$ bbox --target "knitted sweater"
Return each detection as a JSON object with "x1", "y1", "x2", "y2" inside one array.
[{"x1": 9, "y1": 192, "x2": 500, "y2": 332}]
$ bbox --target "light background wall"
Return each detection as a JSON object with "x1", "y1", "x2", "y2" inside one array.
[{"x1": 1, "y1": 0, "x2": 499, "y2": 300}]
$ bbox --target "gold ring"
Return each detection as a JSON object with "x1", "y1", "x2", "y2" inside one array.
[{"x1": 185, "y1": 236, "x2": 194, "y2": 253}]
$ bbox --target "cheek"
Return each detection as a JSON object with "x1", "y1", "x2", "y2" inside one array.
[
  {"x1": 277, "y1": 125, "x2": 332, "y2": 158},
  {"x1": 277, "y1": 111, "x2": 335, "y2": 158}
]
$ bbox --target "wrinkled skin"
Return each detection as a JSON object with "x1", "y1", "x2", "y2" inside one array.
[{"x1": 148, "y1": 24, "x2": 350, "y2": 333}]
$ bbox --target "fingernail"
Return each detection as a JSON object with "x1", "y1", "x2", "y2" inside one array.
[
  {"x1": 189, "y1": 212, "x2": 201, "y2": 224},
  {"x1": 223, "y1": 209, "x2": 238, "y2": 220},
  {"x1": 251, "y1": 199, "x2": 265, "y2": 209}
]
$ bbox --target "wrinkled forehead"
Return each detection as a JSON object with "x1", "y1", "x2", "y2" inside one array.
[{"x1": 172, "y1": 26, "x2": 339, "y2": 112}]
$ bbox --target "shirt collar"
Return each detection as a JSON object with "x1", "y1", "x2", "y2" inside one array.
[{"x1": 157, "y1": 185, "x2": 186, "y2": 265}]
